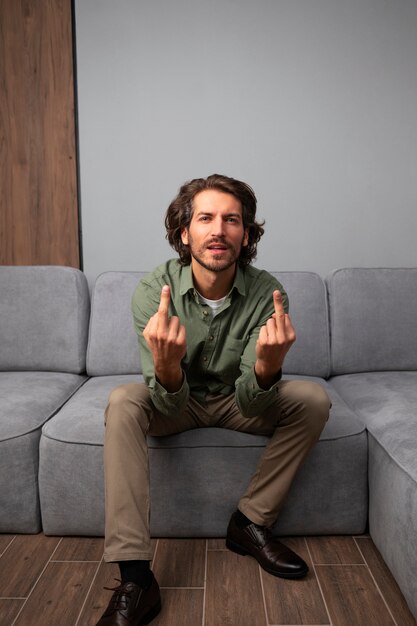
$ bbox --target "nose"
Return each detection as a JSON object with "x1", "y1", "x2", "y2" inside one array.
[{"x1": 211, "y1": 215, "x2": 226, "y2": 237}]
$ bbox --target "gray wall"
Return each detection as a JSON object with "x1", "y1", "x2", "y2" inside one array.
[{"x1": 75, "y1": 0, "x2": 417, "y2": 285}]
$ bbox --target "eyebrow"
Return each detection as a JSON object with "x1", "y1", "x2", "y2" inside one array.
[{"x1": 194, "y1": 210, "x2": 242, "y2": 219}]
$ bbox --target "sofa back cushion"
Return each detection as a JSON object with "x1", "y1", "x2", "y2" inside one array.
[
  {"x1": 327, "y1": 268, "x2": 417, "y2": 374},
  {"x1": 272, "y1": 272, "x2": 330, "y2": 377},
  {"x1": 0, "y1": 266, "x2": 89, "y2": 373},
  {"x1": 87, "y1": 270, "x2": 330, "y2": 378},
  {"x1": 87, "y1": 272, "x2": 145, "y2": 375}
]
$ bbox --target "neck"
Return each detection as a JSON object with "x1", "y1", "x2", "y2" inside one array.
[{"x1": 190, "y1": 261, "x2": 236, "y2": 300}]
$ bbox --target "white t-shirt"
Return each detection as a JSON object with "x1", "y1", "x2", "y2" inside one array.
[{"x1": 197, "y1": 291, "x2": 229, "y2": 316}]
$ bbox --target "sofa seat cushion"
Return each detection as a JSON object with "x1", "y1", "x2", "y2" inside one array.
[
  {"x1": 330, "y1": 371, "x2": 417, "y2": 479},
  {"x1": 39, "y1": 374, "x2": 367, "y2": 537},
  {"x1": 0, "y1": 371, "x2": 87, "y2": 533},
  {"x1": 41, "y1": 373, "x2": 125, "y2": 445},
  {"x1": 41, "y1": 374, "x2": 363, "y2": 446},
  {"x1": 0, "y1": 372, "x2": 88, "y2": 440}
]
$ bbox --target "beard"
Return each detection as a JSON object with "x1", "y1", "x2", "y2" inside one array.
[{"x1": 187, "y1": 234, "x2": 243, "y2": 273}]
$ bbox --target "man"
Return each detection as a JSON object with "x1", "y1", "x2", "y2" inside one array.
[{"x1": 97, "y1": 174, "x2": 331, "y2": 625}]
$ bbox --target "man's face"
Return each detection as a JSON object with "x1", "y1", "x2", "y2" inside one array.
[{"x1": 181, "y1": 189, "x2": 249, "y2": 274}]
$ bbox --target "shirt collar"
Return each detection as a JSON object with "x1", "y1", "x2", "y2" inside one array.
[
  {"x1": 179, "y1": 264, "x2": 195, "y2": 296},
  {"x1": 179, "y1": 263, "x2": 247, "y2": 297},
  {"x1": 233, "y1": 265, "x2": 246, "y2": 296}
]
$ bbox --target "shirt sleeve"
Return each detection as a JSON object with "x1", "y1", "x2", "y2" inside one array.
[
  {"x1": 234, "y1": 287, "x2": 289, "y2": 418},
  {"x1": 131, "y1": 279, "x2": 190, "y2": 416}
]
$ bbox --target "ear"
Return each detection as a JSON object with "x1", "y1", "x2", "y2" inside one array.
[
  {"x1": 181, "y1": 227, "x2": 189, "y2": 246},
  {"x1": 242, "y1": 228, "x2": 249, "y2": 247}
]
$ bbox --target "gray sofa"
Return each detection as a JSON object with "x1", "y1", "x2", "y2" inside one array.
[
  {"x1": 38, "y1": 270, "x2": 367, "y2": 538},
  {"x1": 0, "y1": 266, "x2": 89, "y2": 533},
  {"x1": 326, "y1": 268, "x2": 417, "y2": 622},
  {"x1": 0, "y1": 265, "x2": 416, "y2": 619}
]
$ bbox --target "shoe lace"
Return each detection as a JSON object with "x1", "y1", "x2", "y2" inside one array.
[{"x1": 103, "y1": 580, "x2": 135, "y2": 616}]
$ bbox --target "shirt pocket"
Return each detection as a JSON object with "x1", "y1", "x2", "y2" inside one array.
[{"x1": 215, "y1": 336, "x2": 246, "y2": 385}]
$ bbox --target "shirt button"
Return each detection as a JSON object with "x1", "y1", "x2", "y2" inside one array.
[
  {"x1": 203, "y1": 356, "x2": 208, "y2": 362},
  {"x1": 203, "y1": 310, "x2": 208, "y2": 316},
  {"x1": 209, "y1": 335, "x2": 214, "y2": 341}
]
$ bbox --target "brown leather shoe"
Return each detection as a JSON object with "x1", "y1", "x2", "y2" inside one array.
[
  {"x1": 96, "y1": 574, "x2": 161, "y2": 625},
  {"x1": 226, "y1": 511, "x2": 308, "y2": 579}
]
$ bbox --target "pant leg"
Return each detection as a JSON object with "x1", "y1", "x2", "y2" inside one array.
[
  {"x1": 237, "y1": 380, "x2": 331, "y2": 527},
  {"x1": 103, "y1": 383, "x2": 204, "y2": 563},
  {"x1": 103, "y1": 379, "x2": 330, "y2": 561},
  {"x1": 212, "y1": 380, "x2": 331, "y2": 527}
]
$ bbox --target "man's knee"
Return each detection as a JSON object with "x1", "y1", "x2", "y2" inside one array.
[
  {"x1": 105, "y1": 383, "x2": 151, "y2": 431},
  {"x1": 299, "y1": 380, "x2": 330, "y2": 413},
  {"x1": 107, "y1": 382, "x2": 151, "y2": 409},
  {"x1": 279, "y1": 380, "x2": 331, "y2": 433}
]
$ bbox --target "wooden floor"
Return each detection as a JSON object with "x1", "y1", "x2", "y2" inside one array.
[{"x1": 0, "y1": 534, "x2": 415, "y2": 626}]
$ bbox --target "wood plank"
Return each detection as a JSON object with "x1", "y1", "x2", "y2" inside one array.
[
  {"x1": 205, "y1": 550, "x2": 267, "y2": 626},
  {"x1": 315, "y1": 564, "x2": 395, "y2": 626},
  {"x1": 14, "y1": 562, "x2": 97, "y2": 626},
  {"x1": 76, "y1": 538, "x2": 160, "y2": 624},
  {"x1": 152, "y1": 539, "x2": 206, "y2": 588},
  {"x1": 76, "y1": 561, "x2": 120, "y2": 626},
  {"x1": 52, "y1": 537, "x2": 104, "y2": 562},
  {"x1": 0, "y1": 599, "x2": 24, "y2": 623},
  {"x1": 207, "y1": 538, "x2": 227, "y2": 550},
  {"x1": 82, "y1": 583, "x2": 204, "y2": 626},
  {"x1": 261, "y1": 537, "x2": 330, "y2": 625},
  {"x1": 0, "y1": 534, "x2": 60, "y2": 597},
  {"x1": 0, "y1": 534, "x2": 414, "y2": 626},
  {"x1": 355, "y1": 537, "x2": 417, "y2": 626},
  {"x1": 307, "y1": 536, "x2": 364, "y2": 564},
  {"x1": 153, "y1": 589, "x2": 204, "y2": 626},
  {"x1": 0, "y1": 535, "x2": 15, "y2": 556}
]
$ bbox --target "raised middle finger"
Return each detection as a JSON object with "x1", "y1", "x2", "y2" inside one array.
[
  {"x1": 273, "y1": 290, "x2": 286, "y2": 325},
  {"x1": 157, "y1": 285, "x2": 170, "y2": 330}
]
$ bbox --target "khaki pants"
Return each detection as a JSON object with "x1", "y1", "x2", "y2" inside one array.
[{"x1": 103, "y1": 380, "x2": 330, "y2": 562}]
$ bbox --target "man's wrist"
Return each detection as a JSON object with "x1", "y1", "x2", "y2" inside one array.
[
  {"x1": 254, "y1": 362, "x2": 283, "y2": 390},
  {"x1": 155, "y1": 366, "x2": 184, "y2": 393}
]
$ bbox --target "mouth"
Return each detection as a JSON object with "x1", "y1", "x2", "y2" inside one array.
[
  {"x1": 207, "y1": 246, "x2": 228, "y2": 258},
  {"x1": 206, "y1": 241, "x2": 229, "y2": 251}
]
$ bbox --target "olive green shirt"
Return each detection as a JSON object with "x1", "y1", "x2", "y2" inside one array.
[{"x1": 131, "y1": 259, "x2": 288, "y2": 418}]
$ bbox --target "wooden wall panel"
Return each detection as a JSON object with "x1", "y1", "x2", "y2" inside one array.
[{"x1": 0, "y1": 0, "x2": 80, "y2": 267}]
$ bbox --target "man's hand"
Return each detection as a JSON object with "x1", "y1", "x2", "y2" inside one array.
[
  {"x1": 143, "y1": 285, "x2": 187, "y2": 392},
  {"x1": 254, "y1": 290, "x2": 296, "y2": 389}
]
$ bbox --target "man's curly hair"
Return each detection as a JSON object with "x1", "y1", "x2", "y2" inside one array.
[{"x1": 165, "y1": 174, "x2": 265, "y2": 266}]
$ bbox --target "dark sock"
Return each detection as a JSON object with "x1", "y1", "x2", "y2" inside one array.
[
  {"x1": 234, "y1": 509, "x2": 254, "y2": 528},
  {"x1": 119, "y1": 560, "x2": 152, "y2": 589}
]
